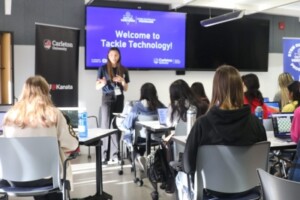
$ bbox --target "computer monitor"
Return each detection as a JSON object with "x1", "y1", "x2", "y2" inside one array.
[{"x1": 58, "y1": 107, "x2": 80, "y2": 130}]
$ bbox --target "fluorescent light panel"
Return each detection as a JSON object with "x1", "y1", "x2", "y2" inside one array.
[
  {"x1": 5, "y1": 0, "x2": 12, "y2": 15},
  {"x1": 200, "y1": 10, "x2": 244, "y2": 27}
]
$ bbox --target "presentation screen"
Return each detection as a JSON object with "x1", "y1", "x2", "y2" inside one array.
[{"x1": 85, "y1": 6, "x2": 186, "y2": 70}]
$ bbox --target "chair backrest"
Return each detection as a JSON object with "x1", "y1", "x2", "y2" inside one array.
[
  {"x1": 263, "y1": 118, "x2": 273, "y2": 131},
  {"x1": 195, "y1": 141, "x2": 270, "y2": 198},
  {"x1": 134, "y1": 114, "x2": 158, "y2": 140},
  {"x1": 0, "y1": 137, "x2": 61, "y2": 189},
  {"x1": 257, "y1": 168, "x2": 300, "y2": 200},
  {"x1": 173, "y1": 120, "x2": 187, "y2": 159},
  {"x1": 174, "y1": 120, "x2": 187, "y2": 136}
]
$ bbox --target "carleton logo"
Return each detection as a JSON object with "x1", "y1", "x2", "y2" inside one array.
[
  {"x1": 43, "y1": 39, "x2": 52, "y2": 50},
  {"x1": 49, "y1": 84, "x2": 73, "y2": 90}
]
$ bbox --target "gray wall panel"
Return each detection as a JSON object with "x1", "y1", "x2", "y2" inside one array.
[{"x1": 0, "y1": 0, "x2": 299, "y2": 51}]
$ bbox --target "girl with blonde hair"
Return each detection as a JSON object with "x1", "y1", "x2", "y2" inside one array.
[
  {"x1": 2, "y1": 75, "x2": 78, "y2": 200},
  {"x1": 274, "y1": 72, "x2": 294, "y2": 108}
]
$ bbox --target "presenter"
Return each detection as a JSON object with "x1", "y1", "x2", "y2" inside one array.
[{"x1": 96, "y1": 47, "x2": 130, "y2": 163}]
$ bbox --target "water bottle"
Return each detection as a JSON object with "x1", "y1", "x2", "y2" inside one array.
[
  {"x1": 187, "y1": 105, "x2": 197, "y2": 135},
  {"x1": 255, "y1": 106, "x2": 263, "y2": 123},
  {"x1": 78, "y1": 110, "x2": 88, "y2": 138}
]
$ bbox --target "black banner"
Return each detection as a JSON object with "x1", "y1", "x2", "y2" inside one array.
[{"x1": 35, "y1": 24, "x2": 80, "y2": 107}]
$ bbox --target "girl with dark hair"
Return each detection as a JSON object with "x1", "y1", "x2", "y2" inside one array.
[
  {"x1": 167, "y1": 79, "x2": 206, "y2": 127},
  {"x1": 122, "y1": 82, "x2": 165, "y2": 132},
  {"x1": 176, "y1": 65, "x2": 266, "y2": 200},
  {"x1": 282, "y1": 81, "x2": 300, "y2": 112},
  {"x1": 242, "y1": 73, "x2": 268, "y2": 119},
  {"x1": 96, "y1": 47, "x2": 130, "y2": 162},
  {"x1": 191, "y1": 82, "x2": 210, "y2": 114},
  {"x1": 121, "y1": 83, "x2": 165, "y2": 171}
]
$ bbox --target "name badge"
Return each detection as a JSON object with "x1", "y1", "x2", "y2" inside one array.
[{"x1": 114, "y1": 86, "x2": 121, "y2": 96}]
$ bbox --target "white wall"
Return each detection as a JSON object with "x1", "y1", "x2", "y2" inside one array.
[{"x1": 14, "y1": 45, "x2": 283, "y2": 117}]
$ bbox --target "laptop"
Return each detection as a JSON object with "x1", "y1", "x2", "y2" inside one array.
[
  {"x1": 265, "y1": 101, "x2": 280, "y2": 117},
  {"x1": 271, "y1": 112, "x2": 293, "y2": 139},
  {"x1": 0, "y1": 111, "x2": 6, "y2": 135},
  {"x1": 157, "y1": 108, "x2": 168, "y2": 126},
  {"x1": 58, "y1": 107, "x2": 80, "y2": 131}
]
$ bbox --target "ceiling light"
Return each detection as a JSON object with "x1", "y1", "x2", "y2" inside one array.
[
  {"x1": 200, "y1": 10, "x2": 244, "y2": 27},
  {"x1": 4, "y1": 0, "x2": 12, "y2": 15}
]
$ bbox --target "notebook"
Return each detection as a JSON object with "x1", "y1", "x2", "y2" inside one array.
[
  {"x1": 157, "y1": 108, "x2": 168, "y2": 126},
  {"x1": 265, "y1": 101, "x2": 280, "y2": 117},
  {"x1": 271, "y1": 112, "x2": 294, "y2": 139},
  {"x1": 0, "y1": 111, "x2": 6, "y2": 134}
]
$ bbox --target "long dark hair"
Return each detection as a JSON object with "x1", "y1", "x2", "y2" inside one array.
[
  {"x1": 191, "y1": 82, "x2": 210, "y2": 104},
  {"x1": 106, "y1": 47, "x2": 126, "y2": 80},
  {"x1": 287, "y1": 81, "x2": 300, "y2": 108},
  {"x1": 169, "y1": 79, "x2": 200, "y2": 122},
  {"x1": 140, "y1": 83, "x2": 164, "y2": 111},
  {"x1": 242, "y1": 73, "x2": 264, "y2": 105}
]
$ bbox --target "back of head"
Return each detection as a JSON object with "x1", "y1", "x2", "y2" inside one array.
[
  {"x1": 4, "y1": 75, "x2": 57, "y2": 128},
  {"x1": 287, "y1": 81, "x2": 300, "y2": 106},
  {"x1": 140, "y1": 82, "x2": 162, "y2": 111},
  {"x1": 191, "y1": 82, "x2": 208, "y2": 99},
  {"x1": 169, "y1": 79, "x2": 195, "y2": 121},
  {"x1": 242, "y1": 73, "x2": 260, "y2": 91},
  {"x1": 278, "y1": 72, "x2": 293, "y2": 88},
  {"x1": 242, "y1": 73, "x2": 263, "y2": 104},
  {"x1": 210, "y1": 65, "x2": 244, "y2": 109}
]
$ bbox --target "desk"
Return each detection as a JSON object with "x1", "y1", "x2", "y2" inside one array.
[
  {"x1": 136, "y1": 121, "x2": 172, "y2": 155},
  {"x1": 172, "y1": 131, "x2": 297, "y2": 150},
  {"x1": 79, "y1": 128, "x2": 118, "y2": 200}
]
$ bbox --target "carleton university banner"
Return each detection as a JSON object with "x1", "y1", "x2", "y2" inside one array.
[
  {"x1": 283, "y1": 37, "x2": 300, "y2": 81},
  {"x1": 35, "y1": 24, "x2": 80, "y2": 107}
]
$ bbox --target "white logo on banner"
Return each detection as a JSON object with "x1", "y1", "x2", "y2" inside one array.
[
  {"x1": 288, "y1": 43, "x2": 300, "y2": 72},
  {"x1": 43, "y1": 39, "x2": 74, "y2": 51}
]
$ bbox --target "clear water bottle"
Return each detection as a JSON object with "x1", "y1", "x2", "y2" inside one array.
[
  {"x1": 187, "y1": 105, "x2": 197, "y2": 135},
  {"x1": 255, "y1": 106, "x2": 263, "y2": 123},
  {"x1": 78, "y1": 110, "x2": 88, "y2": 138}
]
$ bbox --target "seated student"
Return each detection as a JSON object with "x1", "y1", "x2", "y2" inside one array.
[
  {"x1": 191, "y1": 81, "x2": 210, "y2": 112},
  {"x1": 1, "y1": 75, "x2": 79, "y2": 200},
  {"x1": 166, "y1": 79, "x2": 207, "y2": 127},
  {"x1": 288, "y1": 100, "x2": 300, "y2": 181},
  {"x1": 122, "y1": 83, "x2": 165, "y2": 169},
  {"x1": 176, "y1": 65, "x2": 267, "y2": 200},
  {"x1": 242, "y1": 73, "x2": 269, "y2": 119},
  {"x1": 282, "y1": 81, "x2": 300, "y2": 112},
  {"x1": 274, "y1": 72, "x2": 294, "y2": 108}
]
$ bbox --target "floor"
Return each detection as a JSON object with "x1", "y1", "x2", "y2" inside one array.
[{"x1": 8, "y1": 150, "x2": 176, "y2": 200}]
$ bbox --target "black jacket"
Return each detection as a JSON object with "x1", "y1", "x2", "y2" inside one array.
[{"x1": 183, "y1": 105, "x2": 267, "y2": 174}]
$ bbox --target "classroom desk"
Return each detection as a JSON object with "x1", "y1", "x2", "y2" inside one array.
[
  {"x1": 172, "y1": 131, "x2": 297, "y2": 150},
  {"x1": 136, "y1": 121, "x2": 173, "y2": 155},
  {"x1": 79, "y1": 128, "x2": 118, "y2": 200}
]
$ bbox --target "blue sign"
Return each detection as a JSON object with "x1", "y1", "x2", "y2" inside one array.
[{"x1": 283, "y1": 38, "x2": 300, "y2": 81}]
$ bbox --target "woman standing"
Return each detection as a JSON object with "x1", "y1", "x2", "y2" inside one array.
[{"x1": 96, "y1": 47, "x2": 130, "y2": 163}]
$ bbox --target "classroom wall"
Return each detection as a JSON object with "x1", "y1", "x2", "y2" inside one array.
[
  {"x1": 14, "y1": 45, "x2": 283, "y2": 117},
  {"x1": 1, "y1": 0, "x2": 298, "y2": 117}
]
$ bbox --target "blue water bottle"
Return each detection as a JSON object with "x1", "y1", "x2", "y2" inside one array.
[
  {"x1": 255, "y1": 106, "x2": 263, "y2": 123},
  {"x1": 78, "y1": 110, "x2": 88, "y2": 138}
]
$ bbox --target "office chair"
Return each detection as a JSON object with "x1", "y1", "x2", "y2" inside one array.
[
  {"x1": 194, "y1": 141, "x2": 270, "y2": 200},
  {"x1": 257, "y1": 168, "x2": 300, "y2": 200},
  {"x1": 0, "y1": 137, "x2": 78, "y2": 200}
]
